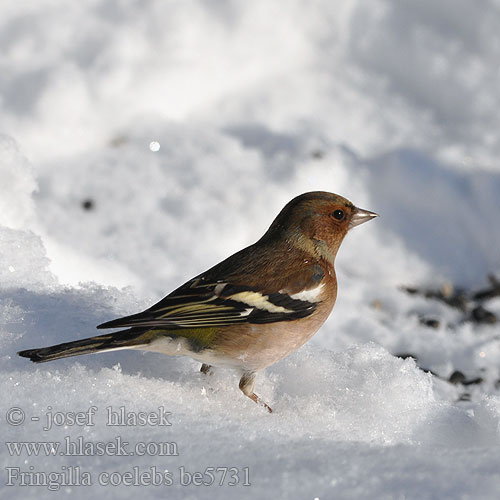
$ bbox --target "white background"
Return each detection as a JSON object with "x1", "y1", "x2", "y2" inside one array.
[{"x1": 2, "y1": 1, "x2": 500, "y2": 498}]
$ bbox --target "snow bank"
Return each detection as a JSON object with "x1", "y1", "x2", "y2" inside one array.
[
  {"x1": 0, "y1": 136, "x2": 55, "y2": 291},
  {"x1": 4, "y1": 327, "x2": 500, "y2": 499}
]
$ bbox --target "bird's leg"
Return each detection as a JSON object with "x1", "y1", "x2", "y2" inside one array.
[
  {"x1": 239, "y1": 371, "x2": 272, "y2": 413},
  {"x1": 200, "y1": 363, "x2": 213, "y2": 375}
]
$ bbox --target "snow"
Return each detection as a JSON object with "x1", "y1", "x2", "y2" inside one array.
[{"x1": 2, "y1": 1, "x2": 500, "y2": 498}]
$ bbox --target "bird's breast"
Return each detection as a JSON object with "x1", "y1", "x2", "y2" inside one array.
[{"x1": 212, "y1": 280, "x2": 336, "y2": 371}]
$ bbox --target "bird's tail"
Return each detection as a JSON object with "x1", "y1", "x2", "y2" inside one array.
[{"x1": 17, "y1": 329, "x2": 148, "y2": 363}]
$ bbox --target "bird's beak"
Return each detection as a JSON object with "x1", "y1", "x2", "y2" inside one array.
[{"x1": 349, "y1": 207, "x2": 379, "y2": 229}]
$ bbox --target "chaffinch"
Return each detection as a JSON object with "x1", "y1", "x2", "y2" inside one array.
[{"x1": 18, "y1": 191, "x2": 377, "y2": 412}]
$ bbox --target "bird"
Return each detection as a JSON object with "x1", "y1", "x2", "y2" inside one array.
[{"x1": 18, "y1": 191, "x2": 378, "y2": 412}]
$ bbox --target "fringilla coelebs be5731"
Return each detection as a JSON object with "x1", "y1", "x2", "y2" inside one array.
[{"x1": 19, "y1": 192, "x2": 377, "y2": 412}]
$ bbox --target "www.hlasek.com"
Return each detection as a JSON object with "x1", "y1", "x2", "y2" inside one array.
[
  {"x1": 6, "y1": 436, "x2": 178, "y2": 457},
  {"x1": 5, "y1": 466, "x2": 251, "y2": 490}
]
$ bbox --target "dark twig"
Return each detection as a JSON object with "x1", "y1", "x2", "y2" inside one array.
[
  {"x1": 472, "y1": 274, "x2": 500, "y2": 302},
  {"x1": 401, "y1": 283, "x2": 468, "y2": 312}
]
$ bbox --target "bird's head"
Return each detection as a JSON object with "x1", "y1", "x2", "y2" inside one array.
[{"x1": 262, "y1": 191, "x2": 378, "y2": 265}]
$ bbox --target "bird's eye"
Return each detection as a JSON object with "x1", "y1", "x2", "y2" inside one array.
[{"x1": 332, "y1": 209, "x2": 344, "y2": 220}]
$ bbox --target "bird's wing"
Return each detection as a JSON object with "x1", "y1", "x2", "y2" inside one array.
[{"x1": 97, "y1": 268, "x2": 324, "y2": 330}]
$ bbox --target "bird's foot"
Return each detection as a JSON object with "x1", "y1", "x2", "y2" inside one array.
[
  {"x1": 248, "y1": 392, "x2": 273, "y2": 413},
  {"x1": 239, "y1": 371, "x2": 272, "y2": 412}
]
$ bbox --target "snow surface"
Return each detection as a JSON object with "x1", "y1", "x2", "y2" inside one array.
[{"x1": 2, "y1": 1, "x2": 500, "y2": 499}]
